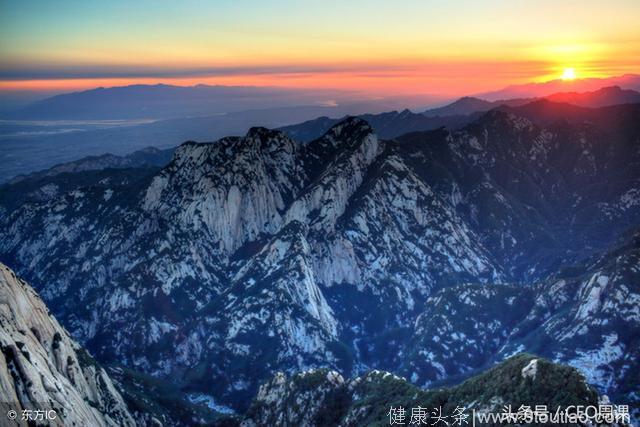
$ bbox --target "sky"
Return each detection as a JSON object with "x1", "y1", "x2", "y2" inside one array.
[{"x1": 1, "y1": 0, "x2": 639, "y2": 100}]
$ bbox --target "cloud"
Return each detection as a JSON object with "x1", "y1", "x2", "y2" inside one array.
[
  {"x1": 0, "y1": 63, "x2": 420, "y2": 81},
  {"x1": 0, "y1": 58, "x2": 561, "y2": 81}
]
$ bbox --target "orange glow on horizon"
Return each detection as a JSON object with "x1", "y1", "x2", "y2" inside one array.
[
  {"x1": 0, "y1": 72, "x2": 530, "y2": 98},
  {"x1": 1, "y1": 1, "x2": 638, "y2": 99},
  {"x1": 0, "y1": 57, "x2": 625, "y2": 98},
  {"x1": 1, "y1": 45, "x2": 634, "y2": 98}
]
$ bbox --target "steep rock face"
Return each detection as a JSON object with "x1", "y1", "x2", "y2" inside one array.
[
  {"x1": 286, "y1": 117, "x2": 383, "y2": 233},
  {"x1": 310, "y1": 147, "x2": 504, "y2": 365},
  {"x1": 322, "y1": 149, "x2": 501, "y2": 291},
  {"x1": 143, "y1": 128, "x2": 304, "y2": 255},
  {"x1": 399, "y1": 123, "x2": 557, "y2": 280},
  {"x1": 196, "y1": 221, "x2": 345, "y2": 404},
  {"x1": 0, "y1": 263, "x2": 135, "y2": 426}
]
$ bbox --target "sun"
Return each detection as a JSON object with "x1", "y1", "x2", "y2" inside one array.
[{"x1": 561, "y1": 67, "x2": 576, "y2": 80}]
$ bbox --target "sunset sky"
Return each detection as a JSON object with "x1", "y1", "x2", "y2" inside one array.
[{"x1": 1, "y1": 0, "x2": 639, "y2": 99}]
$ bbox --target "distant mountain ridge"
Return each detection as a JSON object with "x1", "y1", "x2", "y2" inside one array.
[
  {"x1": 3, "y1": 82, "x2": 638, "y2": 185},
  {"x1": 424, "y1": 85, "x2": 640, "y2": 116},
  {"x1": 279, "y1": 109, "x2": 476, "y2": 142},
  {"x1": 478, "y1": 73, "x2": 640, "y2": 100},
  {"x1": 281, "y1": 85, "x2": 640, "y2": 143},
  {"x1": 2, "y1": 83, "x2": 441, "y2": 121},
  {"x1": 546, "y1": 85, "x2": 640, "y2": 106},
  {"x1": 422, "y1": 96, "x2": 533, "y2": 117},
  {"x1": 8, "y1": 146, "x2": 175, "y2": 184},
  {"x1": 5, "y1": 74, "x2": 638, "y2": 122},
  {"x1": 3, "y1": 84, "x2": 354, "y2": 120}
]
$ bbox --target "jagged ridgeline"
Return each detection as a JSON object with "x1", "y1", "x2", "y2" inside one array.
[{"x1": 0, "y1": 103, "x2": 639, "y2": 423}]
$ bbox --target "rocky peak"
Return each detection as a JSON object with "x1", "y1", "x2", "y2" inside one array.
[
  {"x1": 205, "y1": 220, "x2": 342, "y2": 400},
  {"x1": 245, "y1": 126, "x2": 287, "y2": 141},
  {"x1": 476, "y1": 109, "x2": 536, "y2": 132},
  {"x1": 321, "y1": 116, "x2": 373, "y2": 143},
  {"x1": 142, "y1": 126, "x2": 305, "y2": 255},
  {"x1": 287, "y1": 119, "x2": 382, "y2": 233},
  {"x1": 301, "y1": 117, "x2": 377, "y2": 177}
]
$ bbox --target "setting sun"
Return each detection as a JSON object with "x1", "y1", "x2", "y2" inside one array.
[{"x1": 562, "y1": 67, "x2": 577, "y2": 80}]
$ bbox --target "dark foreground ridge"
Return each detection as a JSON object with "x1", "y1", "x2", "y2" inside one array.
[{"x1": 241, "y1": 355, "x2": 620, "y2": 426}]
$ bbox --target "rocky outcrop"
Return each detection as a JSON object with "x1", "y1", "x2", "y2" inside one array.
[{"x1": 0, "y1": 262, "x2": 136, "y2": 426}]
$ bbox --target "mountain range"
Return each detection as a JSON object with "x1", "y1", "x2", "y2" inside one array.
[
  {"x1": 0, "y1": 104, "x2": 421, "y2": 184},
  {"x1": 3, "y1": 84, "x2": 639, "y2": 185},
  {"x1": 1, "y1": 84, "x2": 355, "y2": 121},
  {"x1": 0, "y1": 83, "x2": 447, "y2": 122},
  {"x1": 7, "y1": 146, "x2": 174, "y2": 185},
  {"x1": 3, "y1": 74, "x2": 639, "y2": 121},
  {"x1": 281, "y1": 85, "x2": 640, "y2": 143},
  {"x1": 1, "y1": 95, "x2": 638, "y2": 425},
  {"x1": 477, "y1": 73, "x2": 640, "y2": 100}
]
